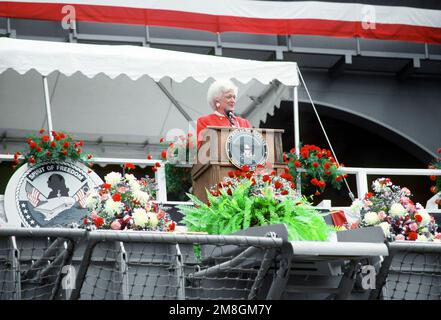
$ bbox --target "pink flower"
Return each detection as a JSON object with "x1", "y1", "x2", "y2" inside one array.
[
  {"x1": 377, "y1": 211, "x2": 387, "y2": 220},
  {"x1": 395, "y1": 234, "x2": 405, "y2": 241},
  {"x1": 435, "y1": 233, "x2": 441, "y2": 240},
  {"x1": 409, "y1": 222, "x2": 418, "y2": 232},
  {"x1": 110, "y1": 220, "x2": 122, "y2": 230}
]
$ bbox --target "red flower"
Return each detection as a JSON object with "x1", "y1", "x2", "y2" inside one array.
[
  {"x1": 42, "y1": 135, "x2": 50, "y2": 142},
  {"x1": 283, "y1": 153, "x2": 287, "y2": 163},
  {"x1": 50, "y1": 141, "x2": 57, "y2": 148},
  {"x1": 87, "y1": 154, "x2": 93, "y2": 159},
  {"x1": 36, "y1": 147, "x2": 42, "y2": 153},
  {"x1": 73, "y1": 142, "x2": 78, "y2": 148},
  {"x1": 112, "y1": 193, "x2": 122, "y2": 202},
  {"x1": 290, "y1": 148, "x2": 295, "y2": 154},
  {"x1": 103, "y1": 183, "x2": 112, "y2": 190},
  {"x1": 430, "y1": 186, "x2": 438, "y2": 193},
  {"x1": 55, "y1": 135, "x2": 61, "y2": 141},
  {"x1": 80, "y1": 140, "x2": 84, "y2": 147},
  {"x1": 408, "y1": 232, "x2": 418, "y2": 241},
  {"x1": 168, "y1": 221, "x2": 176, "y2": 232},
  {"x1": 147, "y1": 154, "x2": 152, "y2": 160},
  {"x1": 51, "y1": 130, "x2": 57, "y2": 137},
  {"x1": 39, "y1": 128, "x2": 45, "y2": 134},
  {"x1": 414, "y1": 214, "x2": 423, "y2": 223},
  {"x1": 364, "y1": 192, "x2": 374, "y2": 200},
  {"x1": 77, "y1": 148, "x2": 81, "y2": 154},
  {"x1": 228, "y1": 171, "x2": 235, "y2": 178},
  {"x1": 124, "y1": 163, "x2": 136, "y2": 170},
  {"x1": 262, "y1": 175, "x2": 271, "y2": 182},
  {"x1": 152, "y1": 167, "x2": 157, "y2": 172},
  {"x1": 62, "y1": 150, "x2": 67, "y2": 156},
  {"x1": 93, "y1": 216, "x2": 104, "y2": 228},
  {"x1": 63, "y1": 141, "x2": 69, "y2": 148},
  {"x1": 29, "y1": 141, "x2": 37, "y2": 149},
  {"x1": 301, "y1": 150, "x2": 309, "y2": 158},
  {"x1": 311, "y1": 178, "x2": 319, "y2": 186},
  {"x1": 245, "y1": 172, "x2": 252, "y2": 179},
  {"x1": 438, "y1": 147, "x2": 441, "y2": 153},
  {"x1": 294, "y1": 160, "x2": 301, "y2": 168},
  {"x1": 274, "y1": 181, "x2": 283, "y2": 189},
  {"x1": 281, "y1": 189, "x2": 289, "y2": 195},
  {"x1": 29, "y1": 157, "x2": 35, "y2": 164},
  {"x1": 312, "y1": 162, "x2": 319, "y2": 168},
  {"x1": 430, "y1": 175, "x2": 437, "y2": 181},
  {"x1": 280, "y1": 173, "x2": 293, "y2": 181},
  {"x1": 59, "y1": 132, "x2": 66, "y2": 139},
  {"x1": 161, "y1": 150, "x2": 167, "y2": 159},
  {"x1": 315, "y1": 191, "x2": 321, "y2": 196},
  {"x1": 160, "y1": 138, "x2": 164, "y2": 143},
  {"x1": 324, "y1": 162, "x2": 330, "y2": 170},
  {"x1": 241, "y1": 165, "x2": 250, "y2": 172},
  {"x1": 83, "y1": 218, "x2": 88, "y2": 225},
  {"x1": 155, "y1": 162, "x2": 161, "y2": 168},
  {"x1": 336, "y1": 176, "x2": 343, "y2": 182}
]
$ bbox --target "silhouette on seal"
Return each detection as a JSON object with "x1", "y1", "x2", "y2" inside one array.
[{"x1": 47, "y1": 174, "x2": 70, "y2": 198}]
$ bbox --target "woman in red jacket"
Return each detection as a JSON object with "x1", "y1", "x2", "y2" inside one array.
[{"x1": 197, "y1": 80, "x2": 251, "y2": 148}]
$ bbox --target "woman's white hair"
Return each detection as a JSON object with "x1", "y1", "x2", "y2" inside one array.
[{"x1": 206, "y1": 80, "x2": 238, "y2": 111}]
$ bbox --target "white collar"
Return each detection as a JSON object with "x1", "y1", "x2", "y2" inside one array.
[{"x1": 214, "y1": 111, "x2": 225, "y2": 117}]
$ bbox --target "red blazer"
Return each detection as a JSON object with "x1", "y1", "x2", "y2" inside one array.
[{"x1": 196, "y1": 113, "x2": 251, "y2": 148}]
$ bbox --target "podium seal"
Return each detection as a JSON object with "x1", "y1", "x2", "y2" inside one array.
[{"x1": 225, "y1": 129, "x2": 268, "y2": 170}]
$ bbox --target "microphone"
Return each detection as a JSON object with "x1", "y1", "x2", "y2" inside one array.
[
  {"x1": 225, "y1": 109, "x2": 236, "y2": 126},
  {"x1": 225, "y1": 109, "x2": 236, "y2": 119}
]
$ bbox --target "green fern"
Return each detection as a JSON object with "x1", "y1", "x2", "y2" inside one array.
[{"x1": 178, "y1": 181, "x2": 331, "y2": 241}]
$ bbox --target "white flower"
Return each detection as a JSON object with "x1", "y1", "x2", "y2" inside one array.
[
  {"x1": 105, "y1": 172, "x2": 122, "y2": 186},
  {"x1": 132, "y1": 208, "x2": 148, "y2": 226},
  {"x1": 415, "y1": 204, "x2": 431, "y2": 226},
  {"x1": 389, "y1": 203, "x2": 406, "y2": 217},
  {"x1": 125, "y1": 174, "x2": 140, "y2": 191},
  {"x1": 125, "y1": 173, "x2": 136, "y2": 182},
  {"x1": 133, "y1": 189, "x2": 149, "y2": 206},
  {"x1": 147, "y1": 212, "x2": 159, "y2": 228},
  {"x1": 350, "y1": 199, "x2": 364, "y2": 215},
  {"x1": 85, "y1": 192, "x2": 99, "y2": 209},
  {"x1": 378, "y1": 222, "x2": 391, "y2": 237},
  {"x1": 104, "y1": 199, "x2": 123, "y2": 215},
  {"x1": 363, "y1": 212, "x2": 380, "y2": 226},
  {"x1": 416, "y1": 234, "x2": 428, "y2": 242}
]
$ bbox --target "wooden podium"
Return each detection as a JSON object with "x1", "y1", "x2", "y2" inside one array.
[{"x1": 192, "y1": 126, "x2": 285, "y2": 203}]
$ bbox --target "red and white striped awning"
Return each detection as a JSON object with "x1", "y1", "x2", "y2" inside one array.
[{"x1": 1, "y1": 0, "x2": 441, "y2": 44}]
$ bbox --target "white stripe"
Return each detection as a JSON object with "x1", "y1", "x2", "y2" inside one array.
[{"x1": 2, "y1": 0, "x2": 441, "y2": 28}]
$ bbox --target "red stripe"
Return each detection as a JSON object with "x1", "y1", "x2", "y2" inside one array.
[{"x1": 1, "y1": 2, "x2": 441, "y2": 44}]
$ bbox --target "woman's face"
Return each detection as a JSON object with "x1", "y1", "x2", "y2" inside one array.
[{"x1": 216, "y1": 89, "x2": 236, "y2": 114}]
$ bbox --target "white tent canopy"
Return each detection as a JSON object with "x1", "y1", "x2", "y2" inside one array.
[{"x1": 0, "y1": 37, "x2": 298, "y2": 159}]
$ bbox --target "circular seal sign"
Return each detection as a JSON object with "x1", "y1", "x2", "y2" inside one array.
[
  {"x1": 225, "y1": 129, "x2": 268, "y2": 170},
  {"x1": 4, "y1": 161, "x2": 103, "y2": 228}
]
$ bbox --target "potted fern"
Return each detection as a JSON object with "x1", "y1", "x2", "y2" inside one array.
[{"x1": 178, "y1": 165, "x2": 331, "y2": 241}]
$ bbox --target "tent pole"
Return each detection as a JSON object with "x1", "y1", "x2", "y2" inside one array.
[
  {"x1": 42, "y1": 76, "x2": 54, "y2": 138},
  {"x1": 293, "y1": 85, "x2": 301, "y2": 196}
]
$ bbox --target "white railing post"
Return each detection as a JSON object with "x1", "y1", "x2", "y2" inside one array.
[
  {"x1": 355, "y1": 170, "x2": 368, "y2": 200},
  {"x1": 155, "y1": 163, "x2": 167, "y2": 202}
]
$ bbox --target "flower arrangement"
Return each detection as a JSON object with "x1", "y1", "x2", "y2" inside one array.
[
  {"x1": 428, "y1": 147, "x2": 441, "y2": 207},
  {"x1": 84, "y1": 165, "x2": 176, "y2": 232},
  {"x1": 284, "y1": 144, "x2": 346, "y2": 195},
  {"x1": 178, "y1": 164, "x2": 331, "y2": 241},
  {"x1": 159, "y1": 133, "x2": 196, "y2": 201},
  {"x1": 13, "y1": 129, "x2": 93, "y2": 169},
  {"x1": 349, "y1": 178, "x2": 440, "y2": 241}
]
